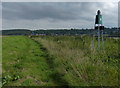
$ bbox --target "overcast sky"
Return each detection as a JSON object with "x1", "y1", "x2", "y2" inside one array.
[{"x1": 2, "y1": 2, "x2": 118, "y2": 30}]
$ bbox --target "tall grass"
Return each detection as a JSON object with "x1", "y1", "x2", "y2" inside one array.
[
  {"x1": 0, "y1": 37, "x2": 2, "y2": 87},
  {"x1": 33, "y1": 35, "x2": 119, "y2": 86},
  {"x1": 2, "y1": 35, "x2": 119, "y2": 86}
]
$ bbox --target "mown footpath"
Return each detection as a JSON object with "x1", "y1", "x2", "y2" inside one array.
[{"x1": 2, "y1": 36, "x2": 65, "y2": 86}]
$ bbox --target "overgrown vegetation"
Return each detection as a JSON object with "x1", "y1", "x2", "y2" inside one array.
[
  {"x1": 0, "y1": 36, "x2": 2, "y2": 87},
  {"x1": 33, "y1": 35, "x2": 119, "y2": 86},
  {"x1": 2, "y1": 35, "x2": 119, "y2": 86}
]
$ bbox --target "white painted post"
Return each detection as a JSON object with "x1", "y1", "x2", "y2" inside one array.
[
  {"x1": 98, "y1": 24, "x2": 100, "y2": 51},
  {"x1": 101, "y1": 30, "x2": 104, "y2": 51}
]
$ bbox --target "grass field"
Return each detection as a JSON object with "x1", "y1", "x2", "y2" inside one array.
[
  {"x1": 0, "y1": 36, "x2": 2, "y2": 87},
  {"x1": 2, "y1": 35, "x2": 119, "y2": 86},
  {"x1": 2, "y1": 36, "x2": 57, "y2": 86}
]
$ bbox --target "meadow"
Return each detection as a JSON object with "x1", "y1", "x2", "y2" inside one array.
[
  {"x1": 2, "y1": 36, "x2": 56, "y2": 86},
  {"x1": 2, "y1": 35, "x2": 119, "y2": 86},
  {"x1": 0, "y1": 36, "x2": 2, "y2": 87}
]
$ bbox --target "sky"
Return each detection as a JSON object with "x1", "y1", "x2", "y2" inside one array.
[{"x1": 1, "y1": 2, "x2": 118, "y2": 30}]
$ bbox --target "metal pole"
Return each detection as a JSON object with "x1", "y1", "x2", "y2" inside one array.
[
  {"x1": 101, "y1": 30, "x2": 104, "y2": 51},
  {"x1": 92, "y1": 25, "x2": 95, "y2": 51},
  {"x1": 98, "y1": 24, "x2": 100, "y2": 51},
  {"x1": 92, "y1": 29, "x2": 95, "y2": 50}
]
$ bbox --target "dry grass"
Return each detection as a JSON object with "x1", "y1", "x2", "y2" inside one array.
[{"x1": 33, "y1": 35, "x2": 119, "y2": 86}]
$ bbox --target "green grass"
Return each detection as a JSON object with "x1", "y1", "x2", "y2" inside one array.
[
  {"x1": 2, "y1": 35, "x2": 119, "y2": 86},
  {"x1": 0, "y1": 36, "x2": 2, "y2": 87},
  {"x1": 33, "y1": 35, "x2": 119, "y2": 86},
  {"x1": 2, "y1": 36, "x2": 56, "y2": 86}
]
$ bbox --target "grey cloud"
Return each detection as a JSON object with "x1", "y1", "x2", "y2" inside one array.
[
  {"x1": 2, "y1": 2, "x2": 105, "y2": 21},
  {"x1": 118, "y1": 2, "x2": 120, "y2": 27},
  {"x1": 2, "y1": 2, "x2": 118, "y2": 29}
]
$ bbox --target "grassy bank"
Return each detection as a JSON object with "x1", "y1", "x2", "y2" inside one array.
[
  {"x1": 0, "y1": 37, "x2": 2, "y2": 87},
  {"x1": 33, "y1": 35, "x2": 119, "y2": 86},
  {"x1": 2, "y1": 35, "x2": 119, "y2": 86}
]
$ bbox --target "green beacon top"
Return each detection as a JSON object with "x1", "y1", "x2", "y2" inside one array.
[{"x1": 95, "y1": 10, "x2": 102, "y2": 25}]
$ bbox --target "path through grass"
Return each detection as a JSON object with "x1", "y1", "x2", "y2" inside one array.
[
  {"x1": 33, "y1": 35, "x2": 119, "y2": 86},
  {"x1": 2, "y1": 36, "x2": 62, "y2": 86},
  {"x1": 2, "y1": 35, "x2": 119, "y2": 86}
]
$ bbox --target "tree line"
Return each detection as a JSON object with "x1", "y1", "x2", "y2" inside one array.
[{"x1": 1, "y1": 27, "x2": 119, "y2": 37}]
